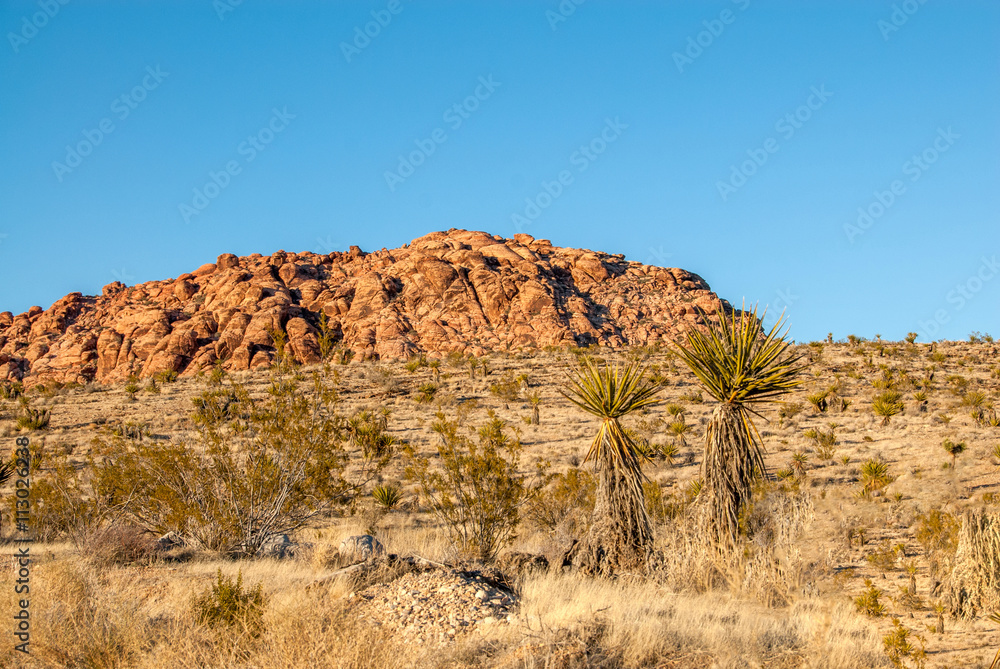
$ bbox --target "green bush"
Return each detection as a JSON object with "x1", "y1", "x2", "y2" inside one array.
[
  {"x1": 414, "y1": 382, "x2": 439, "y2": 404},
  {"x1": 405, "y1": 410, "x2": 541, "y2": 562},
  {"x1": 92, "y1": 368, "x2": 395, "y2": 556},
  {"x1": 192, "y1": 569, "x2": 266, "y2": 635},
  {"x1": 524, "y1": 467, "x2": 595, "y2": 533},
  {"x1": 488, "y1": 371, "x2": 522, "y2": 402}
]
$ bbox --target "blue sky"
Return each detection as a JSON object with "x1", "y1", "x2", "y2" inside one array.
[{"x1": 1, "y1": 0, "x2": 997, "y2": 343}]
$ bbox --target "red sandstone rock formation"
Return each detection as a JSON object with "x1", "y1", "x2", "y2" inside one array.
[{"x1": 0, "y1": 229, "x2": 728, "y2": 385}]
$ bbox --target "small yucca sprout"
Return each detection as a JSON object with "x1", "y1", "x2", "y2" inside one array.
[
  {"x1": 659, "y1": 442, "x2": 680, "y2": 466},
  {"x1": 872, "y1": 391, "x2": 904, "y2": 426},
  {"x1": 372, "y1": 485, "x2": 403, "y2": 510},
  {"x1": 860, "y1": 458, "x2": 894, "y2": 497},
  {"x1": 942, "y1": 439, "x2": 966, "y2": 468}
]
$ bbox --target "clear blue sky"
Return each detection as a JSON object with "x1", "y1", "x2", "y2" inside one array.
[{"x1": 1, "y1": 0, "x2": 997, "y2": 343}]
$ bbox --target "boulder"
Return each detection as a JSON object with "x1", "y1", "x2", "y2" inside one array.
[{"x1": 339, "y1": 535, "x2": 385, "y2": 562}]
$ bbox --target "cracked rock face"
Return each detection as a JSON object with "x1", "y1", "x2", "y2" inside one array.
[{"x1": 0, "y1": 229, "x2": 727, "y2": 385}]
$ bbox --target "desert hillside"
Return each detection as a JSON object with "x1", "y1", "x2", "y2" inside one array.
[
  {"x1": 2, "y1": 334, "x2": 999, "y2": 667},
  {"x1": 0, "y1": 229, "x2": 726, "y2": 385}
]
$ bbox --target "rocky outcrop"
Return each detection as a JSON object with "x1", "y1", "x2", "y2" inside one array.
[{"x1": 0, "y1": 229, "x2": 728, "y2": 385}]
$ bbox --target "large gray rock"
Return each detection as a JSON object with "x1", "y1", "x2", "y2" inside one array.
[
  {"x1": 339, "y1": 535, "x2": 385, "y2": 562},
  {"x1": 261, "y1": 534, "x2": 303, "y2": 559}
]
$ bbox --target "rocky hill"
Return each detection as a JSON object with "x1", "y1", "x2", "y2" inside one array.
[{"x1": 0, "y1": 229, "x2": 728, "y2": 385}]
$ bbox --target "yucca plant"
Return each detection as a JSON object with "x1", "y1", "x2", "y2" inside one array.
[
  {"x1": 0, "y1": 461, "x2": 14, "y2": 486},
  {"x1": 988, "y1": 611, "x2": 1000, "y2": 669},
  {"x1": 16, "y1": 407, "x2": 50, "y2": 431},
  {"x1": 942, "y1": 439, "x2": 966, "y2": 468},
  {"x1": 860, "y1": 458, "x2": 894, "y2": 497},
  {"x1": 372, "y1": 484, "x2": 403, "y2": 510},
  {"x1": 872, "y1": 391, "x2": 904, "y2": 426},
  {"x1": 673, "y1": 305, "x2": 806, "y2": 546},
  {"x1": 667, "y1": 419, "x2": 691, "y2": 448},
  {"x1": 561, "y1": 357, "x2": 662, "y2": 574}
]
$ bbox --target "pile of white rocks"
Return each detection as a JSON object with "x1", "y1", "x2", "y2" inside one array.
[{"x1": 349, "y1": 569, "x2": 518, "y2": 645}]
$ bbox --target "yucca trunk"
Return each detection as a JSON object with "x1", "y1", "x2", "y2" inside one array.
[
  {"x1": 701, "y1": 402, "x2": 765, "y2": 546},
  {"x1": 571, "y1": 418, "x2": 652, "y2": 575}
]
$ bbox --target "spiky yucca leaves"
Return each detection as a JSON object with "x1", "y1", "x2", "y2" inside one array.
[
  {"x1": 561, "y1": 358, "x2": 662, "y2": 575},
  {"x1": 674, "y1": 305, "x2": 806, "y2": 547}
]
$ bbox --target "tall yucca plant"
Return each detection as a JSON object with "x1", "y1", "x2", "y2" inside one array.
[
  {"x1": 674, "y1": 304, "x2": 806, "y2": 546},
  {"x1": 561, "y1": 358, "x2": 662, "y2": 575}
]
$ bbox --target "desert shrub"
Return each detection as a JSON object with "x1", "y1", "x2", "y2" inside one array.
[
  {"x1": 866, "y1": 539, "x2": 902, "y2": 574},
  {"x1": 413, "y1": 382, "x2": 438, "y2": 403},
  {"x1": 154, "y1": 369, "x2": 179, "y2": 383},
  {"x1": 0, "y1": 380, "x2": 24, "y2": 400},
  {"x1": 91, "y1": 367, "x2": 394, "y2": 556},
  {"x1": 778, "y1": 401, "x2": 803, "y2": 422},
  {"x1": 79, "y1": 523, "x2": 160, "y2": 567},
  {"x1": 16, "y1": 406, "x2": 50, "y2": 430},
  {"x1": 404, "y1": 410, "x2": 540, "y2": 562},
  {"x1": 192, "y1": 568, "x2": 267, "y2": 635},
  {"x1": 915, "y1": 508, "x2": 959, "y2": 555},
  {"x1": 806, "y1": 390, "x2": 829, "y2": 413},
  {"x1": 524, "y1": 467, "x2": 596, "y2": 533},
  {"x1": 855, "y1": 579, "x2": 886, "y2": 617},
  {"x1": 10, "y1": 443, "x2": 115, "y2": 544},
  {"x1": 488, "y1": 370, "x2": 522, "y2": 402},
  {"x1": 882, "y1": 618, "x2": 926, "y2": 668},
  {"x1": 643, "y1": 480, "x2": 673, "y2": 523},
  {"x1": 404, "y1": 355, "x2": 427, "y2": 373},
  {"x1": 805, "y1": 426, "x2": 838, "y2": 461}
]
